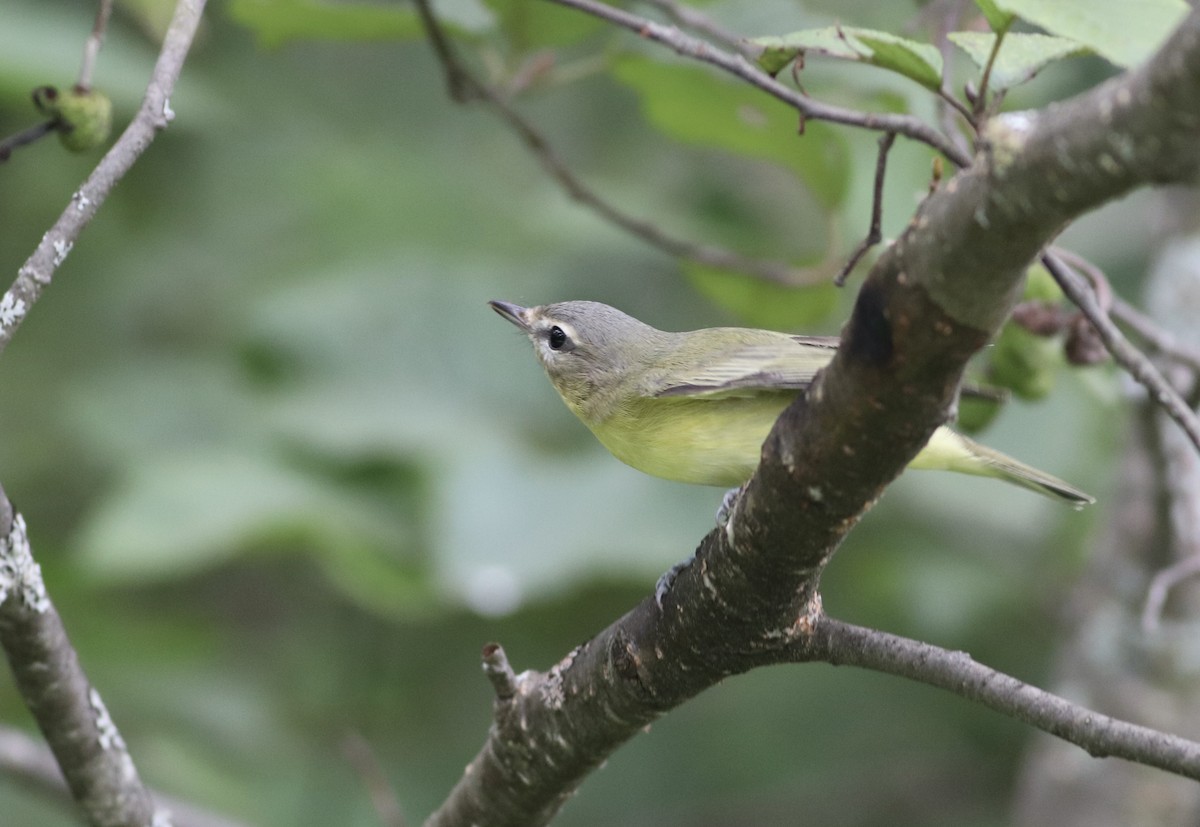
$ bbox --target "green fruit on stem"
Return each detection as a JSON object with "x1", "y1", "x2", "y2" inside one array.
[
  {"x1": 32, "y1": 85, "x2": 113, "y2": 153},
  {"x1": 988, "y1": 322, "x2": 1061, "y2": 400}
]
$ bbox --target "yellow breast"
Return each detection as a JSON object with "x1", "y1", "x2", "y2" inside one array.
[{"x1": 585, "y1": 394, "x2": 795, "y2": 487}]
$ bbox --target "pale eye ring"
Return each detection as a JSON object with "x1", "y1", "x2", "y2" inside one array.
[{"x1": 548, "y1": 326, "x2": 568, "y2": 350}]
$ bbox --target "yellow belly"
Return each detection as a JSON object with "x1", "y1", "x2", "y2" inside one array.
[{"x1": 586, "y1": 395, "x2": 794, "y2": 487}]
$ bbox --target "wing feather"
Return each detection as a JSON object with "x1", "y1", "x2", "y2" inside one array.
[{"x1": 646, "y1": 332, "x2": 838, "y2": 399}]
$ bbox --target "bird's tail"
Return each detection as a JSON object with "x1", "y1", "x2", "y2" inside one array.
[{"x1": 917, "y1": 428, "x2": 1095, "y2": 508}]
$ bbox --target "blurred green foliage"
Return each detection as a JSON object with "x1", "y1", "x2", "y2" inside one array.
[{"x1": 0, "y1": 0, "x2": 1135, "y2": 825}]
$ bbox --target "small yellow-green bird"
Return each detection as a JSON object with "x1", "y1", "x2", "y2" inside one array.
[{"x1": 490, "y1": 299, "x2": 1094, "y2": 507}]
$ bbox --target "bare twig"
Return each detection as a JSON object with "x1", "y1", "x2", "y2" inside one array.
[
  {"x1": 412, "y1": 0, "x2": 473, "y2": 102},
  {"x1": 343, "y1": 732, "x2": 409, "y2": 827},
  {"x1": 482, "y1": 642, "x2": 518, "y2": 700},
  {"x1": 1042, "y1": 250, "x2": 1200, "y2": 454},
  {"x1": 1053, "y1": 247, "x2": 1112, "y2": 313},
  {"x1": 923, "y1": 4, "x2": 976, "y2": 160},
  {"x1": 639, "y1": 0, "x2": 756, "y2": 57},
  {"x1": 835, "y1": 131, "x2": 895, "y2": 286},
  {"x1": 936, "y1": 85, "x2": 976, "y2": 128},
  {"x1": 0, "y1": 0, "x2": 208, "y2": 357},
  {"x1": 77, "y1": 0, "x2": 115, "y2": 91},
  {"x1": 413, "y1": 0, "x2": 828, "y2": 285},
  {"x1": 1112, "y1": 297, "x2": 1200, "y2": 374},
  {"x1": 973, "y1": 19, "x2": 1011, "y2": 118},
  {"x1": 0, "y1": 121, "x2": 56, "y2": 163},
  {"x1": 0, "y1": 724, "x2": 250, "y2": 827},
  {"x1": 545, "y1": 0, "x2": 971, "y2": 166},
  {"x1": 1142, "y1": 554, "x2": 1200, "y2": 632},
  {"x1": 802, "y1": 618, "x2": 1200, "y2": 779}
]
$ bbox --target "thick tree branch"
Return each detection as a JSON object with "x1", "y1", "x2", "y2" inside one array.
[
  {"x1": 0, "y1": 0, "x2": 208, "y2": 357},
  {"x1": 0, "y1": 490, "x2": 159, "y2": 827},
  {"x1": 428, "y1": 8, "x2": 1200, "y2": 826}
]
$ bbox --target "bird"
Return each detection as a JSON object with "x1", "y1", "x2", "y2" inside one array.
[{"x1": 489, "y1": 299, "x2": 1094, "y2": 507}]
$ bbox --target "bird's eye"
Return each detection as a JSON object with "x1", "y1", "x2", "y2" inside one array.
[{"x1": 548, "y1": 325, "x2": 569, "y2": 351}]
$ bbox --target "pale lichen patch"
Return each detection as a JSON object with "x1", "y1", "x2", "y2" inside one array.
[
  {"x1": 0, "y1": 292, "x2": 27, "y2": 332},
  {"x1": 90, "y1": 687, "x2": 128, "y2": 752},
  {"x1": 984, "y1": 110, "x2": 1036, "y2": 176},
  {"x1": 52, "y1": 238, "x2": 73, "y2": 267},
  {"x1": 0, "y1": 514, "x2": 50, "y2": 613}
]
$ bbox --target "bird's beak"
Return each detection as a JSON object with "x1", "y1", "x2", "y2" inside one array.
[{"x1": 488, "y1": 300, "x2": 532, "y2": 332}]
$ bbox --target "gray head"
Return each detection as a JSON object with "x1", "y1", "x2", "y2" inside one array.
[{"x1": 488, "y1": 300, "x2": 668, "y2": 407}]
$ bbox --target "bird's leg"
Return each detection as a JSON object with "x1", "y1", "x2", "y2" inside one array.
[
  {"x1": 715, "y1": 486, "x2": 741, "y2": 526},
  {"x1": 655, "y1": 486, "x2": 743, "y2": 609}
]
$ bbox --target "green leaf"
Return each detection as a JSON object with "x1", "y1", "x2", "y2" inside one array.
[
  {"x1": 987, "y1": 323, "x2": 1061, "y2": 400},
  {"x1": 226, "y1": 0, "x2": 422, "y2": 46},
  {"x1": 75, "y1": 450, "x2": 419, "y2": 584},
  {"x1": 993, "y1": 0, "x2": 1188, "y2": 68},
  {"x1": 226, "y1": 0, "x2": 493, "y2": 47},
  {"x1": 483, "y1": 0, "x2": 604, "y2": 50},
  {"x1": 753, "y1": 27, "x2": 944, "y2": 91},
  {"x1": 1022, "y1": 264, "x2": 1064, "y2": 302},
  {"x1": 684, "y1": 262, "x2": 839, "y2": 330},
  {"x1": 974, "y1": 0, "x2": 1015, "y2": 33},
  {"x1": 611, "y1": 54, "x2": 850, "y2": 209},
  {"x1": 948, "y1": 32, "x2": 1090, "y2": 91}
]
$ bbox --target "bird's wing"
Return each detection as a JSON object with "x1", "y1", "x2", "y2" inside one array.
[{"x1": 647, "y1": 334, "x2": 838, "y2": 399}]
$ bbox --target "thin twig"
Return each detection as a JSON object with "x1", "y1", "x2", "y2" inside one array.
[
  {"x1": 639, "y1": 0, "x2": 756, "y2": 57},
  {"x1": 412, "y1": 0, "x2": 474, "y2": 102},
  {"x1": 1042, "y1": 250, "x2": 1200, "y2": 455},
  {"x1": 1142, "y1": 554, "x2": 1200, "y2": 633},
  {"x1": 960, "y1": 382, "x2": 1010, "y2": 403},
  {"x1": 835, "y1": 131, "x2": 895, "y2": 286},
  {"x1": 413, "y1": 0, "x2": 828, "y2": 285},
  {"x1": 0, "y1": 724, "x2": 250, "y2": 827},
  {"x1": 482, "y1": 642, "x2": 518, "y2": 700},
  {"x1": 545, "y1": 0, "x2": 971, "y2": 167},
  {"x1": 342, "y1": 732, "x2": 409, "y2": 827},
  {"x1": 804, "y1": 617, "x2": 1200, "y2": 779},
  {"x1": 974, "y1": 20, "x2": 1011, "y2": 118},
  {"x1": 77, "y1": 0, "x2": 115, "y2": 91},
  {"x1": 937, "y1": 85, "x2": 976, "y2": 128},
  {"x1": 0, "y1": 0, "x2": 207, "y2": 357},
  {"x1": 0, "y1": 121, "x2": 56, "y2": 163},
  {"x1": 923, "y1": 4, "x2": 975, "y2": 160},
  {"x1": 1053, "y1": 247, "x2": 1112, "y2": 313},
  {"x1": 1112, "y1": 297, "x2": 1200, "y2": 374}
]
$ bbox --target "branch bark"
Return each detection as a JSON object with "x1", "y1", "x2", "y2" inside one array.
[
  {"x1": 426, "y1": 7, "x2": 1200, "y2": 826},
  {"x1": 0, "y1": 490, "x2": 158, "y2": 827},
  {"x1": 800, "y1": 619, "x2": 1200, "y2": 779}
]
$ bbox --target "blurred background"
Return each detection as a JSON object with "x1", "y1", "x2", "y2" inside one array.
[{"x1": 0, "y1": 0, "x2": 1155, "y2": 824}]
